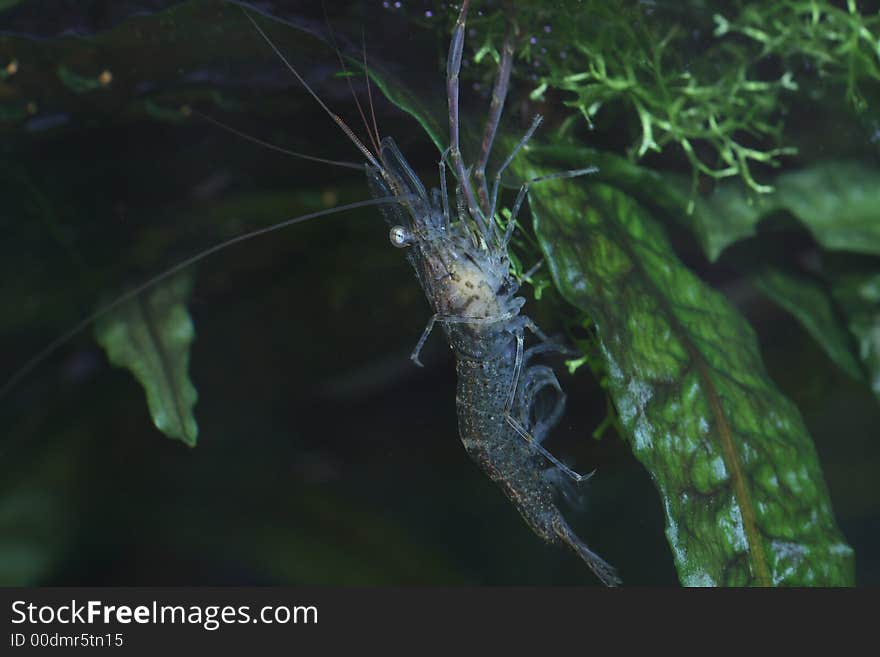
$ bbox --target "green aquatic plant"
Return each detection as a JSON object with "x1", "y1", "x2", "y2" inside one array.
[
  {"x1": 465, "y1": 1, "x2": 879, "y2": 195},
  {"x1": 713, "y1": 0, "x2": 880, "y2": 112},
  {"x1": 529, "y1": 5, "x2": 796, "y2": 194}
]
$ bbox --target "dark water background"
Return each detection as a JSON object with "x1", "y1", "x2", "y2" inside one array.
[{"x1": 0, "y1": 0, "x2": 877, "y2": 585}]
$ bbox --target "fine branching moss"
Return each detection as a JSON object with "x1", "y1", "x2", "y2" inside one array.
[
  {"x1": 463, "y1": 1, "x2": 879, "y2": 195},
  {"x1": 714, "y1": 0, "x2": 880, "y2": 112}
]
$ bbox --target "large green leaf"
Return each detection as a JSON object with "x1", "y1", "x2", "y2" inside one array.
[
  {"x1": 681, "y1": 162, "x2": 880, "y2": 262},
  {"x1": 753, "y1": 266, "x2": 864, "y2": 383},
  {"x1": 521, "y1": 165, "x2": 853, "y2": 585},
  {"x1": 93, "y1": 271, "x2": 199, "y2": 446}
]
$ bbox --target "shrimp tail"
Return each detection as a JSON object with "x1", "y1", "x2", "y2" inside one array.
[{"x1": 554, "y1": 515, "x2": 622, "y2": 587}]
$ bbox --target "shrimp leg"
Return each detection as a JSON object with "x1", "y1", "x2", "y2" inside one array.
[
  {"x1": 516, "y1": 364, "x2": 566, "y2": 444},
  {"x1": 504, "y1": 331, "x2": 595, "y2": 483},
  {"x1": 446, "y1": 0, "x2": 486, "y2": 234},
  {"x1": 474, "y1": 21, "x2": 516, "y2": 216},
  {"x1": 410, "y1": 310, "x2": 516, "y2": 366}
]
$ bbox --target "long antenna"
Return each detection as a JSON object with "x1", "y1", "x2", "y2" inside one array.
[
  {"x1": 241, "y1": 8, "x2": 381, "y2": 169},
  {"x1": 0, "y1": 196, "x2": 408, "y2": 400},
  {"x1": 190, "y1": 108, "x2": 366, "y2": 170},
  {"x1": 361, "y1": 29, "x2": 383, "y2": 153},
  {"x1": 321, "y1": 1, "x2": 381, "y2": 156}
]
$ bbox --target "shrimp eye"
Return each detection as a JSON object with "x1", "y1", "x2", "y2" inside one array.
[{"x1": 389, "y1": 225, "x2": 413, "y2": 248}]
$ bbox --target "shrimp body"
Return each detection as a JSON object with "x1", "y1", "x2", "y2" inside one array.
[
  {"x1": 358, "y1": 0, "x2": 619, "y2": 586},
  {"x1": 367, "y1": 129, "x2": 619, "y2": 586},
  {"x1": 456, "y1": 349, "x2": 619, "y2": 587}
]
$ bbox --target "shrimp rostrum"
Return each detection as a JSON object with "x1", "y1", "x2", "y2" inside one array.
[{"x1": 365, "y1": 1, "x2": 619, "y2": 586}]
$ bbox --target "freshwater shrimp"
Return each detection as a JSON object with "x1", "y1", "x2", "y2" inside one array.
[
  {"x1": 2, "y1": 1, "x2": 618, "y2": 585},
  {"x1": 362, "y1": 0, "x2": 619, "y2": 586}
]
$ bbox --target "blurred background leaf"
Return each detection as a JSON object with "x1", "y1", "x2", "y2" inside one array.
[{"x1": 94, "y1": 271, "x2": 199, "y2": 445}]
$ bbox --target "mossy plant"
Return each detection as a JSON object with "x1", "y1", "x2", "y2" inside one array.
[{"x1": 460, "y1": 1, "x2": 879, "y2": 195}]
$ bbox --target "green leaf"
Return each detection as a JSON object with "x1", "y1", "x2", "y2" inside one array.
[
  {"x1": 831, "y1": 272, "x2": 880, "y2": 400},
  {"x1": 681, "y1": 162, "x2": 880, "y2": 261},
  {"x1": 94, "y1": 271, "x2": 199, "y2": 446},
  {"x1": 753, "y1": 266, "x2": 864, "y2": 382},
  {"x1": 522, "y1": 167, "x2": 854, "y2": 586}
]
